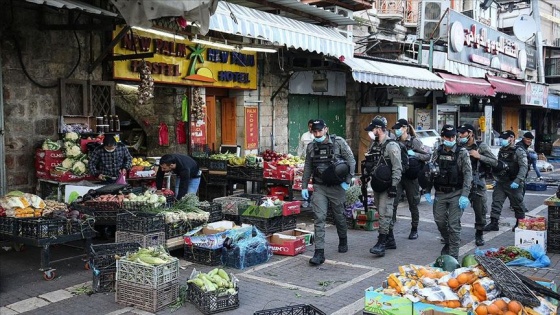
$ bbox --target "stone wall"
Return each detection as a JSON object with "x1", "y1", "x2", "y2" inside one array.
[{"x1": 1, "y1": 1, "x2": 103, "y2": 193}]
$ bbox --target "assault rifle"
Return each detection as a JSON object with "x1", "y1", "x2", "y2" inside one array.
[{"x1": 360, "y1": 160, "x2": 371, "y2": 212}]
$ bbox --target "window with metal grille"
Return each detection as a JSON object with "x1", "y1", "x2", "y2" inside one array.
[{"x1": 60, "y1": 79, "x2": 114, "y2": 116}]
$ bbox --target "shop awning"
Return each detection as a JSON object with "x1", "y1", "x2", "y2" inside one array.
[
  {"x1": 25, "y1": 0, "x2": 119, "y2": 17},
  {"x1": 209, "y1": 2, "x2": 354, "y2": 58},
  {"x1": 342, "y1": 57, "x2": 445, "y2": 90},
  {"x1": 437, "y1": 73, "x2": 495, "y2": 96},
  {"x1": 486, "y1": 75, "x2": 525, "y2": 96}
]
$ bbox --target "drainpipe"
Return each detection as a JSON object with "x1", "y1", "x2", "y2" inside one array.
[
  {"x1": 533, "y1": 0, "x2": 545, "y2": 83},
  {"x1": 269, "y1": 72, "x2": 294, "y2": 150},
  {"x1": 0, "y1": 50, "x2": 6, "y2": 195}
]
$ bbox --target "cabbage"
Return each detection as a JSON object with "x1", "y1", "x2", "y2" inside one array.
[
  {"x1": 66, "y1": 145, "x2": 82, "y2": 158},
  {"x1": 64, "y1": 132, "x2": 79, "y2": 141},
  {"x1": 72, "y1": 161, "x2": 87, "y2": 175}
]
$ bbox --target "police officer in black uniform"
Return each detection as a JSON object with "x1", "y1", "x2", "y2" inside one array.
[
  {"x1": 484, "y1": 130, "x2": 528, "y2": 231},
  {"x1": 457, "y1": 124, "x2": 498, "y2": 246},
  {"x1": 301, "y1": 120, "x2": 356, "y2": 266}
]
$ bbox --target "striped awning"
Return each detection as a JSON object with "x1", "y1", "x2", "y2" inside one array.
[
  {"x1": 210, "y1": 2, "x2": 354, "y2": 58},
  {"x1": 25, "y1": 0, "x2": 119, "y2": 17},
  {"x1": 343, "y1": 57, "x2": 445, "y2": 90}
]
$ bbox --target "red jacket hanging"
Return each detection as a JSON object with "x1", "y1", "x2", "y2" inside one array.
[{"x1": 176, "y1": 121, "x2": 186, "y2": 144}]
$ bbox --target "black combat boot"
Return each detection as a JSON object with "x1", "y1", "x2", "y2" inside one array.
[
  {"x1": 441, "y1": 243, "x2": 450, "y2": 256},
  {"x1": 475, "y1": 230, "x2": 485, "y2": 246},
  {"x1": 483, "y1": 218, "x2": 499, "y2": 231},
  {"x1": 309, "y1": 249, "x2": 325, "y2": 266},
  {"x1": 408, "y1": 226, "x2": 418, "y2": 240},
  {"x1": 385, "y1": 230, "x2": 397, "y2": 249},
  {"x1": 338, "y1": 237, "x2": 348, "y2": 253},
  {"x1": 369, "y1": 234, "x2": 387, "y2": 257}
]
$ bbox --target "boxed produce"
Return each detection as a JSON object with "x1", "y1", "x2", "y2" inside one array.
[
  {"x1": 186, "y1": 268, "x2": 239, "y2": 314},
  {"x1": 364, "y1": 287, "x2": 413, "y2": 315},
  {"x1": 515, "y1": 228, "x2": 547, "y2": 253},
  {"x1": 267, "y1": 231, "x2": 306, "y2": 256},
  {"x1": 518, "y1": 217, "x2": 546, "y2": 230}
]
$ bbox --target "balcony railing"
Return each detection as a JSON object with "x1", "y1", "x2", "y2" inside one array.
[
  {"x1": 405, "y1": 0, "x2": 418, "y2": 25},
  {"x1": 375, "y1": 0, "x2": 404, "y2": 19}
]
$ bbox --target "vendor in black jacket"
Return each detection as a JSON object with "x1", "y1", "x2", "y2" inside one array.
[{"x1": 156, "y1": 154, "x2": 201, "y2": 200}]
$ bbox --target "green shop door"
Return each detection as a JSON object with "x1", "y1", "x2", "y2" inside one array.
[{"x1": 288, "y1": 95, "x2": 346, "y2": 155}]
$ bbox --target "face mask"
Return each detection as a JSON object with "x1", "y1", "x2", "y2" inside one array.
[
  {"x1": 443, "y1": 140, "x2": 456, "y2": 148},
  {"x1": 314, "y1": 135, "x2": 326, "y2": 143},
  {"x1": 368, "y1": 131, "x2": 376, "y2": 140},
  {"x1": 394, "y1": 129, "x2": 403, "y2": 138},
  {"x1": 500, "y1": 139, "x2": 510, "y2": 147},
  {"x1": 459, "y1": 136, "x2": 468, "y2": 144},
  {"x1": 105, "y1": 148, "x2": 115, "y2": 153}
]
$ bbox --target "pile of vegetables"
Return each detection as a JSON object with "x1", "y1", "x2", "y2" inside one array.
[
  {"x1": 0, "y1": 191, "x2": 46, "y2": 218},
  {"x1": 123, "y1": 191, "x2": 167, "y2": 207},
  {"x1": 187, "y1": 268, "x2": 237, "y2": 294},
  {"x1": 209, "y1": 153, "x2": 237, "y2": 161},
  {"x1": 122, "y1": 246, "x2": 175, "y2": 266},
  {"x1": 261, "y1": 149, "x2": 284, "y2": 162},
  {"x1": 153, "y1": 194, "x2": 210, "y2": 224},
  {"x1": 481, "y1": 246, "x2": 532, "y2": 263},
  {"x1": 54, "y1": 132, "x2": 89, "y2": 176},
  {"x1": 41, "y1": 139, "x2": 62, "y2": 151}
]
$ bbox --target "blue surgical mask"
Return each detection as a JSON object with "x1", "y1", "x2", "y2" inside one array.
[
  {"x1": 314, "y1": 135, "x2": 326, "y2": 143},
  {"x1": 394, "y1": 129, "x2": 403, "y2": 138},
  {"x1": 459, "y1": 136, "x2": 468, "y2": 145},
  {"x1": 500, "y1": 139, "x2": 510, "y2": 147},
  {"x1": 443, "y1": 140, "x2": 456, "y2": 148}
]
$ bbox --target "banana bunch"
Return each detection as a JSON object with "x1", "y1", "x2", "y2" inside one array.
[
  {"x1": 187, "y1": 268, "x2": 237, "y2": 294},
  {"x1": 228, "y1": 156, "x2": 245, "y2": 166}
]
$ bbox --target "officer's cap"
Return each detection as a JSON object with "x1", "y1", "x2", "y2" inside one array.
[
  {"x1": 311, "y1": 119, "x2": 326, "y2": 131},
  {"x1": 499, "y1": 130, "x2": 515, "y2": 139},
  {"x1": 440, "y1": 124, "x2": 457, "y2": 137},
  {"x1": 391, "y1": 119, "x2": 409, "y2": 130},
  {"x1": 457, "y1": 124, "x2": 475, "y2": 133},
  {"x1": 523, "y1": 132, "x2": 534, "y2": 139},
  {"x1": 365, "y1": 118, "x2": 386, "y2": 131}
]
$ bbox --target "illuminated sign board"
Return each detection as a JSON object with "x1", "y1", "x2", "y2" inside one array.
[{"x1": 113, "y1": 26, "x2": 257, "y2": 89}]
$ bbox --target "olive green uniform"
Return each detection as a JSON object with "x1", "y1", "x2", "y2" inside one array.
[
  {"x1": 302, "y1": 135, "x2": 355, "y2": 250},
  {"x1": 426, "y1": 145, "x2": 472, "y2": 259}
]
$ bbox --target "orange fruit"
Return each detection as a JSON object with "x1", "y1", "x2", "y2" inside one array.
[
  {"x1": 447, "y1": 278, "x2": 460, "y2": 289},
  {"x1": 486, "y1": 303, "x2": 501, "y2": 315},
  {"x1": 493, "y1": 299, "x2": 508, "y2": 311},
  {"x1": 508, "y1": 300, "x2": 522, "y2": 313},
  {"x1": 475, "y1": 304, "x2": 488, "y2": 315},
  {"x1": 457, "y1": 273, "x2": 469, "y2": 284},
  {"x1": 504, "y1": 311, "x2": 517, "y2": 315},
  {"x1": 448, "y1": 300, "x2": 461, "y2": 308}
]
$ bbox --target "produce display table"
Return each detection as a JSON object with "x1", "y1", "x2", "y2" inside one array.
[
  {"x1": 0, "y1": 218, "x2": 96, "y2": 280},
  {"x1": 38, "y1": 179, "x2": 74, "y2": 202}
]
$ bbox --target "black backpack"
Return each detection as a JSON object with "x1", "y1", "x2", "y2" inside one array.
[{"x1": 382, "y1": 139, "x2": 409, "y2": 174}]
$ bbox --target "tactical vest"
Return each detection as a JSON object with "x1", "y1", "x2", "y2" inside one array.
[
  {"x1": 312, "y1": 136, "x2": 348, "y2": 184},
  {"x1": 433, "y1": 147, "x2": 464, "y2": 190},
  {"x1": 498, "y1": 146, "x2": 520, "y2": 180}
]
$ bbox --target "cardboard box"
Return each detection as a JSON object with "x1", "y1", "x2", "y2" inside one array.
[
  {"x1": 35, "y1": 149, "x2": 65, "y2": 166},
  {"x1": 282, "y1": 201, "x2": 301, "y2": 216},
  {"x1": 276, "y1": 169, "x2": 294, "y2": 180},
  {"x1": 49, "y1": 170, "x2": 95, "y2": 182},
  {"x1": 354, "y1": 220, "x2": 379, "y2": 231},
  {"x1": 412, "y1": 301, "x2": 469, "y2": 315},
  {"x1": 267, "y1": 232, "x2": 306, "y2": 256},
  {"x1": 529, "y1": 276, "x2": 558, "y2": 306},
  {"x1": 183, "y1": 221, "x2": 238, "y2": 249},
  {"x1": 36, "y1": 170, "x2": 52, "y2": 179},
  {"x1": 515, "y1": 228, "x2": 547, "y2": 253},
  {"x1": 364, "y1": 287, "x2": 413, "y2": 315},
  {"x1": 291, "y1": 229, "x2": 314, "y2": 246},
  {"x1": 64, "y1": 184, "x2": 103, "y2": 203}
]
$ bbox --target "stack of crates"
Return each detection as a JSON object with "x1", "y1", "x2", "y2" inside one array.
[
  {"x1": 115, "y1": 213, "x2": 166, "y2": 247},
  {"x1": 548, "y1": 206, "x2": 560, "y2": 253},
  {"x1": 89, "y1": 242, "x2": 140, "y2": 293},
  {"x1": 115, "y1": 252, "x2": 180, "y2": 312},
  {"x1": 352, "y1": 208, "x2": 380, "y2": 231}
]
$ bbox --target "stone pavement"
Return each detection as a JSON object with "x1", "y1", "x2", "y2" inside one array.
[{"x1": 0, "y1": 167, "x2": 559, "y2": 315}]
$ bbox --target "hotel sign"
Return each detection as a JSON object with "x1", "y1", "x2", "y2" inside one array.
[
  {"x1": 113, "y1": 26, "x2": 257, "y2": 89},
  {"x1": 448, "y1": 10, "x2": 527, "y2": 78}
]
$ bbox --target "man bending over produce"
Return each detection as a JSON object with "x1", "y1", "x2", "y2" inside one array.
[{"x1": 156, "y1": 154, "x2": 201, "y2": 200}]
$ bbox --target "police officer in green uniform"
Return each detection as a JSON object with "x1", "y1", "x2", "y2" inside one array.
[
  {"x1": 457, "y1": 124, "x2": 498, "y2": 246},
  {"x1": 364, "y1": 117, "x2": 402, "y2": 257},
  {"x1": 484, "y1": 130, "x2": 528, "y2": 231},
  {"x1": 391, "y1": 119, "x2": 430, "y2": 240},
  {"x1": 301, "y1": 119, "x2": 356, "y2": 266},
  {"x1": 424, "y1": 125, "x2": 472, "y2": 260}
]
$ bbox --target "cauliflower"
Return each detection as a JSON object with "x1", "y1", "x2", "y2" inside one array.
[
  {"x1": 65, "y1": 145, "x2": 82, "y2": 158},
  {"x1": 71, "y1": 161, "x2": 87, "y2": 175},
  {"x1": 61, "y1": 158, "x2": 74, "y2": 169},
  {"x1": 64, "y1": 132, "x2": 79, "y2": 142}
]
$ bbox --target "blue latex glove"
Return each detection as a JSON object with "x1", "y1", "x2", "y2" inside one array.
[
  {"x1": 341, "y1": 182, "x2": 350, "y2": 191},
  {"x1": 301, "y1": 189, "x2": 309, "y2": 200},
  {"x1": 459, "y1": 196, "x2": 470, "y2": 209},
  {"x1": 424, "y1": 193, "x2": 433, "y2": 204},
  {"x1": 407, "y1": 149, "x2": 416, "y2": 156},
  {"x1": 510, "y1": 182, "x2": 520, "y2": 189}
]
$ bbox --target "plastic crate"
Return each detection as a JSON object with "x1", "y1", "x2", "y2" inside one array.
[
  {"x1": 116, "y1": 279, "x2": 179, "y2": 312},
  {"x1": 193, "y1": 156, "x2": 209, "y2": 169},
  {"x1": 83, "y1": 201, "x2": 122, "y2": 211},
  {"x1": 164, "y1": 221, "x2": 188, "y2": 239},
  {"x1": 90, "y1": 242, "x2": 141, "y2": 271},
  {"x1": 241, "y1": 216, "x2": 283, "y2": 234},
  {"x1": 232, "y1": 193, "x2": 265, "y2": 204},
  {"x1": 184, "y1": 245, "x2": 223, "y2": 266},
  {"x1": 208, "y1": 159, "x2": 228, "y2": 171},
  {"x1": 199, "y1": 203, "x2": 223, "y2": 223},
  {"x1": 207, "y1": 174, "x2": 228, "y2": 185},
  {"x1": 121, "y1": 201, "x2": 163, "y2": 212},
  {"x1": 549, "y1": 206, "x2": 560, "y2": 221},
  {"x1": 92, "y1": 268, "x2": 116, "y2": 293},
  {"x1": 475, "y1": 256, "x2": 540, "y2": 307},
  {"x1": 187, "y1": 282, "x2": 239, "y2": 315},
  {"x1": 0, "y1": 217, "x2": 16, "y2": 235},
  {"x1": 253, "y1": 304, "x2": 326, "y2": 315},
  {"x1": 213, "y1": 197, "x2": 252, "y2": 215},
  {"x1": 227, "y1": 165, "x2": 242, "y2": 177},
  {"x1": 221, "y1": 243, "x2": 272, "y2": 269},
  {"x1": 282, "y1": 215, "x2": 297, "y2": 231},
  {"x1": 115, "y1": 231, "x2": 166, "y2": 248},
  {"x1": 223, "y1": 214, "x2": 241, "y2": 225},
  {"x1": 116, "y1": 257, "x2": 179, "y2": 288},
  {"x1": 14, "y1": 218, "x2": 67, "y2": 239},
  {"x1": 548, "y1": 232, "x2": 560, "y2": 253},
  {"x1": 116, "y1": 212, "x2": 164, "y2": 233}
]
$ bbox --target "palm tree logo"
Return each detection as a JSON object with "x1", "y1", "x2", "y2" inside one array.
[{"x1": 182, "y1": 44, "x2": 215, "y2": 82}]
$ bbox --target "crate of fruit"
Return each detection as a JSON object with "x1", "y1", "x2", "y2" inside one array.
[
  {"x1": 116, "y1": 247, "x2": 179, "y2": 288},
  {"x1": 187, "y1": 269, "x2": 239, "y2": 315},
  {"x1": 198, "y1": 202, "x2": 223, "y2": 223}
]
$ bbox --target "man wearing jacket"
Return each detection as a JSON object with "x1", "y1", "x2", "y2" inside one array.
[{"x1": 156, "y1": 154, "x2": 201, "y2": 200}]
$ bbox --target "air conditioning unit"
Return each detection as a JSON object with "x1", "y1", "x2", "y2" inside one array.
[
  {"x1": 554, "y1": 38, "x2": 560, "y2": 47},
  {"x1": 416, "y1": 0, "x2": 450, "y2": 40},
  {"x1": 325, "y1": 6, "x2": 354, "y2": 20}
]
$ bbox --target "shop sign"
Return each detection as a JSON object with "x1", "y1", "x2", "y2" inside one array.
[
  {"x1": 113, "y1": 26, "x2": 257, "y2": 89},
  {"x1": 524, "y1": 82, "x2": 548, "y2": 107},
  {"x1": 548, "y1": 93, "x2": 560, "y2": 110},
  {"x1": 448, "y1": 10, "x2": 526, "y2": 78},
  {"x1": 244, "y1": 107, "x2": 259, "y2": 150},
  {"x1": 526, "y1": 48, "x2": 536, "y2": 70},
  {"x1": 191, "y1": 107, "x2": 207, "y2": 145}
]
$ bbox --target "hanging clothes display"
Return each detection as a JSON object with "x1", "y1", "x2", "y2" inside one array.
[
  {"x1": 176, "y1": 121, "x2": 187, "y2": 144},
  {"x1": 159, "y1": 122, "x2": 169, "y2": 146}
]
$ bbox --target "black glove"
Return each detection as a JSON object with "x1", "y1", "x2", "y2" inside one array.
[{"x1": 388, "y1": 186, "x2": 397, "y2": 198}]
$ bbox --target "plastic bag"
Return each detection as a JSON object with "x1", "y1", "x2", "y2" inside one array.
[
  {"x1": 176, "y1": 121, "x2": 186, "y2": 144},
  {"x1": 116, "y1": 173, "x2": 127, "y2": 185},
  {"x1": 158, "y1": 122, "x2": 169, "y2": 146},
  {"x1": 506, "y1": 244, "x2": 550, "y2": 268}
]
